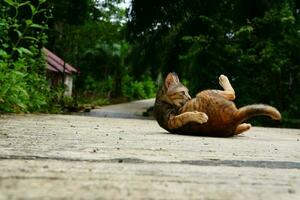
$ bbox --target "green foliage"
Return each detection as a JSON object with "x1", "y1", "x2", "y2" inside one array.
[
  {"x1": 83, "y1": 75, "x2": 113, "y2": 96},
  {"x1": 122, "y1": 74, "x2": 156, "y2": 100},
  {"x1": 128, "y1": 0, "x2": 300, "y2": 127},
  {"x1": 48, "y1": 0, "x2": 142, "y2": 103},
  {"x1": 0, "y1": 0, "x2": 51, "y2": 113}
]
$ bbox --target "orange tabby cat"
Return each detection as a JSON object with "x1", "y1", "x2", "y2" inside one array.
[{"x1": 154, "y1": 72, "x2": 281, "y2": 137}]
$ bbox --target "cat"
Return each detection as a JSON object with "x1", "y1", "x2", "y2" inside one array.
[{"x1": 154, "y1": 72, "x2": 281, "y2": 137}]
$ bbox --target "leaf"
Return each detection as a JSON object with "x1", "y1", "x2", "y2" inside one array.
[
  {"x1": 0, "y1": 84, "x2": 10, "y2": 96},
  {"x1": 38, "y1": 0, "x2": 47, "y2": 4},
  {"x1": 281, "y1": 16, "x2": 295, "y2": 23},
  {"x1": 236, "y1": 25, "x2": 254, "y2": 36},
  {"x1": 29, "y1": 4, "x2": 36, "y2": 15},
  {"x1": 15, "y1": 30, "x2": 22, "y2": 37},
  {"x1": 4, "y1": 0, "x2": 15, "y2": 7},
  {"x1": 16, "y1": 86, "x2": 29, "y2": 99},
  {"x1": 12, "y1": 70, "x2": 26, "y2": 78},
  {"x1": 16, "y1": 102, "x2": 28, "y2": 110},
  {"x1": 23, "y1": 36, "x2": 39, "y2": 42},
  {"x1": 3, "y1": 43, "x2": 9, "y2": 48},
  {"x1": 36, "y1": 9, "x2": 47, "y2": 14},
  {"x1": 0, "y1": 49, "x2": 8, "y2": 58},
  {"x1": 15, "y1": 47, "x2": 33, "y2": 56},
  {"x1": 30, "y1": 23, "x2": 47, "y2": 29},
  {"x1": 18, "y1": 1, "x2": 30, "y2": 7},
  {"x1": 25, "y1": 19, "x2": 32, "y2": 26}
]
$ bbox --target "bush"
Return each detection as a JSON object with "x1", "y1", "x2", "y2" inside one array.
[
  {"x1": 0, "y1": 0, "x2": 52, "y2": 113},
  {"x1": 122, "y1": 73, "x2": 156, "y2": 100}
]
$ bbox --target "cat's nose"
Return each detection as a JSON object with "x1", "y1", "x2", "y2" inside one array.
[{"x1": 180, "y1": 101, "x2": 186, "y2": 106}]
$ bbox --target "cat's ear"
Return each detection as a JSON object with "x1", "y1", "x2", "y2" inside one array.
[{"x1": 165, "y1": 72, "x2": 180, "y2": 88}]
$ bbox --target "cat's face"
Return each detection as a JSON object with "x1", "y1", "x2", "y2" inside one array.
[{"x1": 160, "y1": 72, "x2": 191, "y2": 108}]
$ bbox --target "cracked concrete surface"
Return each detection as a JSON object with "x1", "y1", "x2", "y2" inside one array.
[{"x1": 0, "y1": 101, "x2": 300, "y2": 199}]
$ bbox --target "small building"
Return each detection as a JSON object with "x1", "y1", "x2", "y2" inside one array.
[{"x1": 43, "y1": 47, "x2": 78, "y2": 97}]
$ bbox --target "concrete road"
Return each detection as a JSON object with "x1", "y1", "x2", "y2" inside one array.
[
  {"x1": 82, "y1": 98, "x2": 155, "y2": 119},
  {"x1": 0, "y1": 100, "x2": 300, "y2": 199}
]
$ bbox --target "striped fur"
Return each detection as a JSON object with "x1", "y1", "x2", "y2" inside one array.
[{"x1": 154, "y1": 73, "x2": 281, "y2": 137}]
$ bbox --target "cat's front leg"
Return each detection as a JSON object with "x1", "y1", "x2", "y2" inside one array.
[{"x1": 167, "y1": 111, "x2": 208, "y2": 129}]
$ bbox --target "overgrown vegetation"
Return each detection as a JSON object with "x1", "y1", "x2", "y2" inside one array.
[{"x1": 0, "y1": 0, "x2": 52, "y2": 112}]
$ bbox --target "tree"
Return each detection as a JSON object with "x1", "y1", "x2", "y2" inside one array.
[
  {"x1": 47, "y1": 0, "x2": 156, "y2": 100},
  {"x1": 127, "y1": 0, "x2": 300, "y2": 127}
]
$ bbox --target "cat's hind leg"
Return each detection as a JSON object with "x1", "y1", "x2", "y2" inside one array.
[
  {"x1": 234, "y1": 123, "x2": 252, "y2": 135},
  {"x1": 168, "y1": 112, "x2": 208, "y2": 129},
  {"x1": 217, "y1": 75, "x2": 236, "y2": 100},
  {"x1": 219, "y1": 75, "x2": 235, "y2": 92}
]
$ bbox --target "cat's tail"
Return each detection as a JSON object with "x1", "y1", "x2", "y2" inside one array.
[{"x1": 235, "y1": 104, "x2": 281, "y2": 123}]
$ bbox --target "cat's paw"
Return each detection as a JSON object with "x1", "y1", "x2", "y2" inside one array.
[
  {"x1": 219, "y1": 74, "x2": 229, "y2": 88},
  {"x1": 192, "y1": 111, "x2": 208, "y2": 124}
]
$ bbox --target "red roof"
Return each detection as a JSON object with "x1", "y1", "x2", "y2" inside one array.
[{"x1": 43, "y1": 47, "x2": 78, "y2": 74}]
